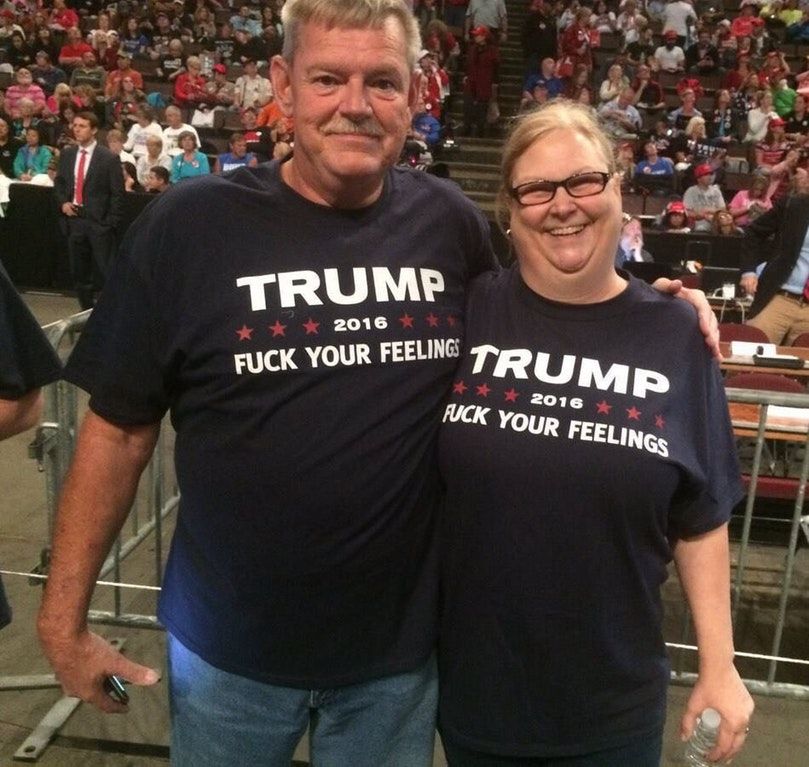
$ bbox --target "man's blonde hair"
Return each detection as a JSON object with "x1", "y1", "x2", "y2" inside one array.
[
  {"x1": 281, "y1": 0, "x2": 422, "y2": 69},
  {"x1": 496, "y1": 100, "x2": 617, "y2": 231}
]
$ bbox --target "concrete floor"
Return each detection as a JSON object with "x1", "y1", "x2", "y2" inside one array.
[{"x1": 0, "y1": 291, "x2": 807, "y2": 766}]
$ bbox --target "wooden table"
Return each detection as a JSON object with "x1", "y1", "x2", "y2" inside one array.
[{"x1": 720, "y1": 342, "x2": 809, "y2": 378}]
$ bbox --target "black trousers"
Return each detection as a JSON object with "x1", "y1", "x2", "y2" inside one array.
[{"x1": 65, "y1": 217, "x2": 116, "y2": 310}]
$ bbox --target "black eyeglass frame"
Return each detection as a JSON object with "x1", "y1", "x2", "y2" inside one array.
[{"x1": 509, "y1": 171, "x2": 613, "y2": 207}]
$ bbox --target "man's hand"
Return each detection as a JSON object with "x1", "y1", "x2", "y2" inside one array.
[
  {"x1": 740, "y1": 274, "x2": 758, "y2": 297},
  {"x1": 38, "y1": 626, "x2": 160, "y2": 713},
  {"x1": 653, "y1": 279, "x2": 721, "y2": 359},
  {"x1": 61, "y1": 202, "x2": 77, "y2": 216},
  {"x1": 680, "y1": 664, "x2": 754, "y2": 764}
]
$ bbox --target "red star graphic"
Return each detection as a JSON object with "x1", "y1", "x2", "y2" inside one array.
[
  {"x1": 476, "y1": 383, "x2": 491, "y2": 397},
  {"x1": 627, "y1": 406, "x2": 641, "y2": 421},
  {"x1": 504, "y1": 388, "x2": 519, "y2": 402},
  {"x1": 425, "y1": 312, "x2": 439, "y2": 327},
  {"x1": 453, "y1": 380, "x2": 468, "y2": 395},
  {"x1": 302, "y1": 318, "x2": 320, "y2": 335},
  {"x1": 268, "y1": 320, "x2": 287, "y2": 337},
  {"x1": 399, "y1": 313, "x2": 414, "y2": 328},
  {"x1": 596, "y1": 400, "x2": 612, "y2": 415},
  {"x1": 447, "y1": 316, "x2": 457, "y2": 327},
  {"x1": 655, "y1": 414, "x2": 665, "y2": 429},
  {"x1": 236, "y1": 325, "x2": 253, "y2": 341}
]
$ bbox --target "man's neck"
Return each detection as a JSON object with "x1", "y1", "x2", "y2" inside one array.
[{"x1": 280, "y1": 157, "x2": 384, "y2": 211}]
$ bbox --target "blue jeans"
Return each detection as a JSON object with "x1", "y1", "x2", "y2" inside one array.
[
  {"x1": 167, "y1": 633, "x2": 438, "y2": 766},
  {"x1": 442, "y1": 730, "x2": 663, "y2": 767}
]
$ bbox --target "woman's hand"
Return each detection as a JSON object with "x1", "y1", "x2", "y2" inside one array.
[
  {"x1": 652, "y1": 279, "x2": 721, "y2": 359},
  {"x1": 681, "y1": 663, "x2": 754, "y2": 764}
]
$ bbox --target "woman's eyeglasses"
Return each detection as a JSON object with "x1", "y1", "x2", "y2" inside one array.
[{"x1": 510, "y1": 171, "x2": 612, "y2": 206}]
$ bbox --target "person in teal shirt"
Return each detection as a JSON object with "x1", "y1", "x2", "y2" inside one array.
[
  {"x1": 170, "y1": 131, "x2": 210, "y2": 183},
  {"x1": 13, "y1": 127, "x2": 53, "y2": 181}
]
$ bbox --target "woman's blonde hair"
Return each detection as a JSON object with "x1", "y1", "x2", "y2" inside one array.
[
  {"x1": 685, "y1": 116, "x2": 706, "y2": 138},
  {"x1": 495, "y1": 99, "x2": 617, "y2": 231}
]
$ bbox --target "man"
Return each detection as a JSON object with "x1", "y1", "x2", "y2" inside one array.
[
  {"x1": 520, "y1": 56, "x2": 563, "y2": 107},
  {"x1": 662, "y1": 0, "x2": 696, "y2": 48},
  {"x1": 521, "y1": 1, "x2": 557, "y2": 75},
  {"x1": 0, "y1": 263, "x2": 61, "y2": 630},
  {"x1": 38, "y1": 3, "x2": 718, "y2": 766},
  {"x1": 634, "y1": 140, "x2": 675, "y2": 193},
  {"x1": 465, "y1": 0, "x2": 507, "y2": 43},
  {"x1": 30, "y1": 51, "x2": 67, "y2": 97},
  {"x1": 233, "y1": 57, "x2": 273, "y2": 109},
  {"x1": 104, "y1": 52, "x2": 144, "y2": 100},
  {"x1": 144, "y1": 165, "x2": 170, "y2": 193},
  {"x1": 683, "y1": 163, "x2": 726, "y2": 232},
  {"x1": 654, "y1": 29, "x2": 685, "y2": 73},
  {"x1": 462, "y1": 24, "x2": 499, "y2": 137},
  {"x1": 39, "y1": 4, "x2": 493, "y2": 765},
  {"x1": 203, "y1": 62, "x2": 236, "y2": 107},
  {"x1": 161, "y1": 105, "x2": 200, "y2": 156},
  {"x1": 213, "y1": 132, "x2": 258, "y2": 174},
  {"x1": 685, "y1": 28, "x2": 719, "y2": 75},
  {"x1": 69, "y1": 49, "x2": 106, "y2": 92},
  {"x1": 598, "y1": 87, "x2": 642, "y2": 139},
  {"x1": 58, "y1": 26, "x2": 93, "y2": 71},
  {"x1": 230, "y1": 3, "x2": 262, "y2": 38},
  {"x1": 740, "y1": 170, "x2": 809, "y2": 344},
  {"x1": 615, "y1": 215, "x2": 654, "y2": 267},
  {"x1": 54, "y1": 112, "x2": 124, "y2": 309}
]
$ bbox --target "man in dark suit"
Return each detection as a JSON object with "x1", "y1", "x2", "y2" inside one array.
[
  {"x1": 741, "y1": 171, "x2": 809, "y2": 344},
  {"x1": 615, "y1": 214, "x2": 654, "y2": 267},
  {"x1": 54, "y1": 111, "x2": 124, "y2": 310}
]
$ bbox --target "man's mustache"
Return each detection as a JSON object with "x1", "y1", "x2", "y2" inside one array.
[{"x1": 322, "y1": 119, "x2": 385, "y2": 137}]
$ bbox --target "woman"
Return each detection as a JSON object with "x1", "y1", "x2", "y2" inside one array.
[
  {"x1": 109, "y1": 76, "x2": 146, "y2": 130},
  {"x1": 13, "y1": 126, "x2": 52, "y2": 181},
  {"x1": 120, "y1": 17, "x2": 149, "y2": 58},
  {"x1": 668, "y1": 88, "x2": 702, "y2": 134},
  {"x1": 755, "y1": 116, "x2": 790, "y2": 173},
  {"x1": 591, "y1": 0, "x2": 616, "y2": 34},
  {"x1": 560, "y1": 7, "x2": 593, "y2": 75},
  {"x1": 712, "y1": 209, "x2": 743, "y2": 236},
  {"x1": 708, "y1": 89, "x2": 737, "y2": 145},
  {"x1": 437, "y1": 100, "x2": 753, "y2": 766},
  {"x1": 136, "y1": 133, "x2": 171, "y2": 187},
  {"x1": 660, "y1": 199, "x2": 692, "y2": 232},
  {"x1": 564, "y1": 64, "x2": 592, "y2": 103},
  {"x1": 786, "y1": 93, "x2": 809, "y2": 139},
  {"x1": 744, "y1": 90, "x2": 779, "y2": 143},
  {"x1": 630, "y1": 64, "x2": 664, "y2": 112},
  {"x1": 598, "y1": 63, "x2": 629, "y2": 105},
  {"x1": 124, "y1": 105, "x2": 163, "y2": 161},
  {"x1": 170, "y1": 130, "x2": 210, "y2": 183},
  {"x1": 8, "y1": 31, "x2": 34, "y2": 69},
  {"x1": 728, "y1": 173, "x2": 773, "y2": 226},
  {"x1": 173, "y1": 55, "x2": 208, "y2": 109},
  {"x1": 0, "y1": 117, "x2": 23, "y2": 179}
]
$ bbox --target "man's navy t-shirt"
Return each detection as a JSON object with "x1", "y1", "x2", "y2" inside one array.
[{"x1": 63, "y1": 161, "x2": 496, "y2": 687}]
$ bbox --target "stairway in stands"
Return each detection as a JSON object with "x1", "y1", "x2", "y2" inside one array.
[{"x1": 438, "y1": 0, "x2": 528, "y2": 219}]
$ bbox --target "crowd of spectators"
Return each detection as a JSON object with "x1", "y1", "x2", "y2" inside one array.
[
  {"x1": 0, "y1": 0, "x2": 808, "y2": 245},
  {"x1": 518, "y1": 0, "x2": 809, "y2": 245}
]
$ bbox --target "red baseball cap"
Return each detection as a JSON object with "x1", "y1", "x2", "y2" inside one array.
[
  {"x1": 769, "y1": 116, "x2": 786, "y2": 128},
  {"x1": 470, "y1": 25, "x2": 489, "y2": 39},
  {"x1": 694, "y1": 163, "x2": 714, "y2": 179},
  {"x1": 666, "y1": 201, "x2": 686, "y2": 214},
  {"x1": 664, "y1": 30, "x2": 678, "y2": 40},
  {"x1": 213, "y1": 63, "x2": 227, "y2": 74}
]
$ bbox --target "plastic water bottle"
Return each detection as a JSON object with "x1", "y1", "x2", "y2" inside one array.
[{"x1": 684, "y1": 708, "x2": 721, "y2": 766}]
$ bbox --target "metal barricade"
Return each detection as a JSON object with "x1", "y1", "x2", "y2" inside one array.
[
  {"x1": 0, "y1": 309, "x2": 179, "y2": 761},
  {"x1": 667, "y1": 387, "x2": 809, "y2": 701},
  {"x1": 3, "y1": 312, "x2": 809, "y2": 760}
]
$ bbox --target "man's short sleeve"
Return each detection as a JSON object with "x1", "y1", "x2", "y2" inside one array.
[{"x1": 0, "y1": 266, "x2": 61, "y2": 399}]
